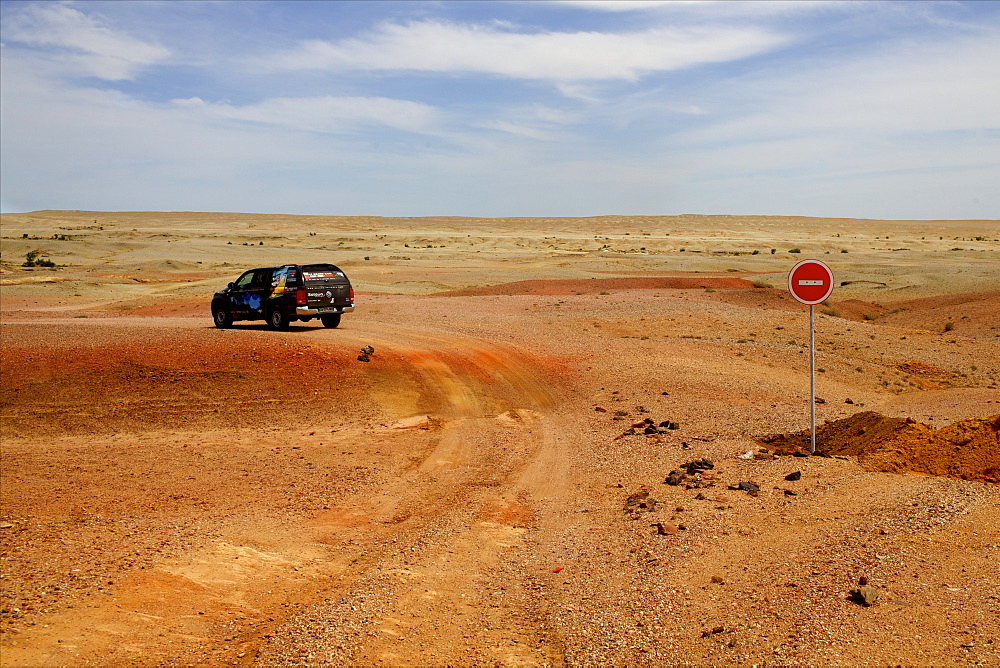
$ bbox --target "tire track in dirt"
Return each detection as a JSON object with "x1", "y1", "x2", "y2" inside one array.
[{"x1": 255, "y1": 407, "x2": 575, "y2": 665}]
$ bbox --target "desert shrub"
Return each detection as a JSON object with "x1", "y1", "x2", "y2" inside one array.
[
  {"x1": 820, "y1": 307, "x2": 840, "y2": 317},
  {"x1": 22, "y1": 250, "x2": 55, "y2": 267},
  {"x1": 751, "y1": 279, "x2": 772, "y2": 289},
  {"x1": 863, "y1": 313, "x2": 875, "y2": 321},
  {"x1": 841, "y1": 249, "x2": 849, "y2": 253},
  {"x1": 770, "y1": 248, "x2": 776, "y2": 254},
  {"x1": 944, "y1": 322, "x2": 955, "y2": 332},
  {"x1": 788, "y1": 248, "x2": 802, "y2": 253},
  {"x1": 752, "y1": 249, "x2": 760, "y2": 255}
]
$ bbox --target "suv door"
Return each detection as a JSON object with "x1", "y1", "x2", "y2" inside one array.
[{"x1": 229, "y1": 269, "x2": 270, "y2": 318}]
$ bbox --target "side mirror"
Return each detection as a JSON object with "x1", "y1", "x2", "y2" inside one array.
[{"x1": 228, "y1": 282, "x2": 235, "y2": 288}]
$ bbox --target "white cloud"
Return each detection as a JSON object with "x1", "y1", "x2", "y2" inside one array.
[
  {"x1": 268, "y1": 20, "x2": 788, "y2": 82},
  {"x1": 173, "y1": 95, "x2": 442, "y2": 136},
  {"x1": 677, "y1": 28, "x2": 1000, "y2": 146},
  {"x1": 2, "y1": 1, "x2": 170, "y2": 80}
]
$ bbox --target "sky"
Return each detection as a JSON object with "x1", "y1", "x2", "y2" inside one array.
[{"x1": 1, "y1": 0, "x2": 998, "y2": 219}]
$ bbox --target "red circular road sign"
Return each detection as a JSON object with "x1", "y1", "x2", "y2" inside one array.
[{"x1": 788, "y1": 259, "x2": 834, "y2": 305}]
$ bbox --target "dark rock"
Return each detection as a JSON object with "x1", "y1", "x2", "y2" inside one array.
[
  {"x1": 815, "y1": 396, "x2": 826, "y2": 404},
  {"x1": 683, "y1": 458, "x2": 714, "y2": 474},
  {"x1": 858, "y1": 576, "x2": 869, "y2": 586},
  {"x1": 694, "y1": 492, "x2": 707, "y2": 500},
  {"x1": 783, "y1": 489, "x2": 797, "y2": 496},
  {"x1": 643, "y1": 425, "x2": 659, "y2": 435},
  {"x1": 361, "y1": 345, "x2": 375, "y2": 355},
  {"x1": 845, "y1": 398, "x2": 854, "y2": 404},
  {"x1": 664, "y1": 470, "x2": 686, "y2": 486},
  {"x1": 784, "y1": 471, "x2": 802, "y2": 481},
  {"x1": 614, "y1": 410, "x2": 629, "y2": 416},
  {"x1": 733, "y1": 481, "x2": 760, "y2": 492},
  {"x1": 594, "y1": 406, "x2": 607, "y2": 413},
  {"x1": 357, "y1": 354, "x2": 370, "y2": 362}
]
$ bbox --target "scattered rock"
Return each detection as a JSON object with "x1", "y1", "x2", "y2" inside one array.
[
  {"x1": 783, "y1": 489, "x2": 797, "y2": 496},
  {"x1": 664, "y1": 470, "x2": 686, "y2": 486},
  {"x1": 784, "y1": 471, "x2": 802, "y2": 481},
  {"x1": 731, "y1": 481, "x2": 760, "y2": 492},
  {"x1": 594, "y1": 406, "x2": 607, "y2": 413},
  {"x1": 360, "y1": 345, "x2": 375, "y2": 355},
  {"x1": 815, "y1": 396, "x2": 826, "y2": 404},
  {"x1": 738, "y1": 449, "x2": 754, "y2": 460},
  {"x1": 652, "y1": 522, "x2": 678, "y2": 536},
  {"x1": 845, "y1": 398, "x2": 855, "y2": 404},
  {"x1": 850, "y1": 584, "x2": 880, "y2": 606},
  {"x1": 683, "y1": 458, "x2": 714, "y2": 474},
  {"x1": 711, "y1": 575, "x2": 725, "y2": 584},
  {"x1": 357, "y1": 353, "x2": 370, "y2": 362},
  {"x1": 626, "y1": 488, "x2": 658, "y2": 514}
]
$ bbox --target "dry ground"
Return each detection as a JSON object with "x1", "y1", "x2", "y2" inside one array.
[{"x1": 1, "y1": 211, "x2": 999, "y2": 667}]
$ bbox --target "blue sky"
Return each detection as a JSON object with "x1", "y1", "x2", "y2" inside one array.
[{"x1": 1, "y1": 0, "x2": 998, "y2": 219}]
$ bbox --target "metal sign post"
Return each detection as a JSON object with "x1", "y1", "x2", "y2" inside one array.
[{"x1": 788, "y1": 259, "x2": 834, "y2": 454}]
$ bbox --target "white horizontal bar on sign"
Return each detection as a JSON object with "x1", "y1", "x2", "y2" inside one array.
[{"x1": 798, "y1": 280, "x2": 824, "y2": 285}]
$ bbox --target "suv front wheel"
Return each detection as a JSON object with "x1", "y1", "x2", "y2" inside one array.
[{"x1": 213, "y1": 305, "x2": 233, "y2": 328}]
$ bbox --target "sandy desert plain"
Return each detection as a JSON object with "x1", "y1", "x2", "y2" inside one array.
[{"x1": 0, "y1": 210, "x2": 998, "y2": 668}]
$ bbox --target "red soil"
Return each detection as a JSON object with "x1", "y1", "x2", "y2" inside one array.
[
  {"x1": 757, "y1": 412, "x2": 1000, "y2": 484},
  {"x1": 436, "y1": 276, "x2": 755, "y2": 296}
]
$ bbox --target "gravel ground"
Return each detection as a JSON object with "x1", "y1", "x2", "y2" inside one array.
[{"x1": 2, "y1": 277, "x2": 998, "y2": 666}]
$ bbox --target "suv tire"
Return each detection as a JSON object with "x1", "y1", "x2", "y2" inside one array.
[
  {"x1": 213, "y1": 306, "x2": 233, "y2": 328},
  {"x1": 268, "y1": 307, "x2": 290, "y2": 330},
  {"x1": 321, "y1": 314, "x2": 342, "y2": 328}
]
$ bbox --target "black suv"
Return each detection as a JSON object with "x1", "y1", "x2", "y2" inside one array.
[{"x1": 212, "y1": 264, "x2": 354, "y2": 330}]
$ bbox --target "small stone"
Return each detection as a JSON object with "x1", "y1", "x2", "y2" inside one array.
[
  {"x1": 851, "y1": 585, "x2": 879, "y2": 606},
  {"x1": 652, "y1": 522, "x2": 679, "y2": 536},
  {"x1": 357, "y1": 353, "x2": 370, "y2": 362},
  {"x1": 361, "y1": 345, "x2": 375, "y2": 355},
  {"x1": 711, "y1": 575, "x2": 724, "y2": 584},
  {"x1": 785, "y1": 471, "x2": 802, "y2": 481},
  {"x1": 664, "y1": 471, "x2": 686, "y2": 486},
  {"x1": 845, "y1": 398, "x2": 854, "y2": 404}
]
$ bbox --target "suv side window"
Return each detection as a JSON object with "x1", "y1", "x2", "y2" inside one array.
[
  {"x1": 234, "y1": 271, "x2": 255, "y2": 288},
  {"x1": 251, "y1": 269, "x2": 270, "y2": 287}
]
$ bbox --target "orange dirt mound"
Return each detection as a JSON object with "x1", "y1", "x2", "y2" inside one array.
[
  {"x1": 436, "y1": 276, "x2": 754, "y2": 296},
  {"x1": 757, "y1": 412, "x2": 1000, "y2": 484}
]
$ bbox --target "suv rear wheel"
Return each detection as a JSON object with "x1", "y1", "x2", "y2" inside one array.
[
  {"x1": 268, "y1": 307, "x2": 290, "y2": 330},
  {"x1": 321, "y1": 314, "x2": 342, "y2": 328}
]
